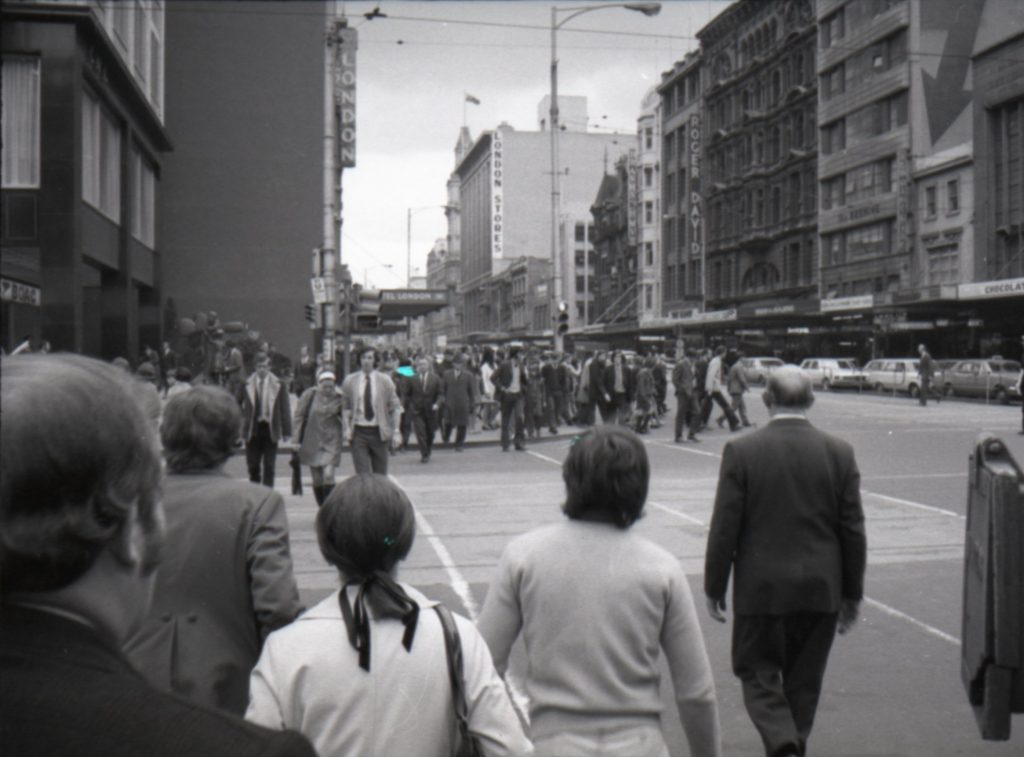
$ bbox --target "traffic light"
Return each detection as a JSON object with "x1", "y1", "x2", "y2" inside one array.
[
  {"x1": 304, "y1": 304, "x2": 321, "y2": 329},
  {"x1": 351, "y1": 287, "x2": 382, "y2": 333},
  {"x1": 556, "y1": 301, "x2": 570, "y2": 336}
]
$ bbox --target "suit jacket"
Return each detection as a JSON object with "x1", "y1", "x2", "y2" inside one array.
[
  {"x1": 726, "y1": 362, "x2": 749, "y2": 395},
  {"x1": 704, "y1": 417, "x2": 867, "y2": 615},
  {"x1": 124, "y1": 471, "x2": 302, "y2": 715},
  {"x1": 492, "y1": 359, "x2": 529, "y2": 398},
  {"x1": 603, "y1": 362, "x2": 635, "y2": 401},
  {"x1": 1, "y1": 605, "x2": 314, "y2": 757},
  {"x1": 672, "y1": 358, "x2": 695, "y2": 396},
  {"x1": 341, "y1": 370, "x2": 402, "y2": 442},
  {"x1": 241, "y1": 372, "x2": 292, "y2": 442},
  {"x1": 408, "y1": 371, "x2": 444, "y2": 417},
  {"x1": 442, "y1": 368, "x2": 477, "y2": 426}
]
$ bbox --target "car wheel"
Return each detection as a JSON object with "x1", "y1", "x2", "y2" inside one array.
[
  {"x1": 821, "y1": 378, "x2": 831, "y2": 391},
  {"x1": 994, "y1": 387, "x2": 1009, "y2": 405},
  {"x1": 908, "y1": 383, "x2": 919, "y2": 398}
]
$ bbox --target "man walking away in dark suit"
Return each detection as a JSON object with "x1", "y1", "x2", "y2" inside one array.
[
  {"x1": 0, "y1": 354, "x2": 314, "y2": 757},
  {"x1": 493, "y1": 345, "x2": 529, "y2": 451},
  {"x1": 916, "y1": 343, "x2": 941, "y2": 406},
  {"x1": 409, "y1": 355, "x2": 443, "y2": 462},
  {"x1": 672, "y1": 349, "x2": 700, "y2": 443},
  {"x1": 704, "y1": 365, "x2": 866, "y2": 757},
  {"x1": 241, "y1": 353, "x2": 292, "y2": 487}
]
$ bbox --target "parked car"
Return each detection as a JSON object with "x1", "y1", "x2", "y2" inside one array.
[
  {"x1": 739, "y1": 356, "x2": 785, "y2": 385},
  {"x1": 862, "y1": 358, "x2": 923, "y2": 396},
  {"x1": 942, "y1": 359, "x2": 1022, "y2": 404},
  {"x1": 798, "y1": 358, "x2": 866, "y2": 390}
]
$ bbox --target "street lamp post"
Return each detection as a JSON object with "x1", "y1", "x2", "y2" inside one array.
[{"x1": 549, "y1": 2, "x2": 660, "y2": 350}]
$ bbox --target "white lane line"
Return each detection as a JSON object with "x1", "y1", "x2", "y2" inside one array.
[
  {"x1": 527, "y1": 450, "x2": 563, "y2": 465},
  {"x1": 388, "y1": 475, "x2": 531, "y2": 723},
  {"x1": 864, "y1": 597, "x2": 960, "y2": 646},
  {"x1": 862, "y1": 489, "x2": 964, "y2": 519},
  {"x1": 648, "y1": 500, "x2": 707, "y2": 527},
  {"x1": 647, "y1": 439, "x2": 724, "y2": 459}
]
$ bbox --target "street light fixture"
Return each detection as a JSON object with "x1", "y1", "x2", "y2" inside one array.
[{"x1": 549, "y1": 2, "x2": 660, "y2": 347}]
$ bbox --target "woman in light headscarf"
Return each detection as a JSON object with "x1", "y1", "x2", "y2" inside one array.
[{"x1": 293, "y1": 369, "x2": 345, "y2": 505}]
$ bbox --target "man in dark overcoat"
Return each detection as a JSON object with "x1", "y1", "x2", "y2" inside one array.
[
  {"x1": 442, "y1": 353, "x2": 478, "y2": 451},
  {"x1": 408, "y1": 355, "x2": 444, "y2": 462}
]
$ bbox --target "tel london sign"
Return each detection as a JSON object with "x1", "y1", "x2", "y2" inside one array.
[{"x1": 958, "y1": 276, "x2": 1024, "y2": 301}]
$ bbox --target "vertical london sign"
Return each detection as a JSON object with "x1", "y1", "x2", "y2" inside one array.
[
  {"x1": 492, "y1": 128, "x2": 504, "y2": 257},
  {"x1": 335, "y1": 26, "x2": 358, "y2": 168}
]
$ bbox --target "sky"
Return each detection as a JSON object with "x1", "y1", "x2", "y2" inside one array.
[{"x1": 336, "y1": 0, "x2": 730, "y2": 288}]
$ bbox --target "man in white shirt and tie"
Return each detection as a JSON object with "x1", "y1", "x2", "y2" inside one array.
[
  {"x1": 242, "y1": 353, "x2": 292, "y2": 487},
  {"x1": 341, "y1": 346, "x2": 403, "y2": 474}
]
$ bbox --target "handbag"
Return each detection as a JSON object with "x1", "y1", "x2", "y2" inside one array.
[{"x1": 433, "y1": 605, "x2": 485, "y2": 757}]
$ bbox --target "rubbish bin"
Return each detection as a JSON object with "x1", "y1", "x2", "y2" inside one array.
[{"x1": 961, "y1": 433, "x2": 1024, "y2": 739}]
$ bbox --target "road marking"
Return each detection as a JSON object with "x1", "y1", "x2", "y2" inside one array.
[
  {"x1": 863, "y1": 597, "x2": 960, "y2": 646},
  {"x1": 647, "y1": 439, "x2": 724, "y2": 459},
  {"x1": 647, "y1": 500, "x2": 707, "y2": 527},
  {"x1": 388, "y1": 475, "x2": 531, "y2": 723},
  {"x1": 862, "y1": 489, "x2": 964, "y2": 519},
  {"x1": 527, "y1": 450, "x2": 563, "y2": 465}
]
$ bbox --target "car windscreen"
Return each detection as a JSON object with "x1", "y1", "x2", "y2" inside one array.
[{"x1": 836, "y1": 360, "x2": 859, "y2": 369}]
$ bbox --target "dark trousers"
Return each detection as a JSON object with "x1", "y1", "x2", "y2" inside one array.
[
  {"x1": 352, "y1": 425, "x2": 389, "y2": 475},
  {"x1": 918, "y1": 376, "x2": 941, "y2": 405},
  {"x1": 548, "y1": 390, "x2": 566, "y2": 431},
  {"x1": 246, "y1": 422, "x2": 277, "y2": 487},
  {"x1": 704, "y1": 389, "x2": 739, "y2": 430},
  {"x1": 452, "y1": 425, "x2": 467, "y2": 449},
  {"x1": 400, "y1": 407, "x2": 413, "y2": 447},
  {"x1": 732, "y1": 612, "x2": 838, "y2": 757},
  {"x1": 674, "y1": 391, "x2": 695, "y2": 440},
  {"x1": 412, "y1": 410, "x2": 436, "y2": 459},
  {"x1": 576, "y1": 398, "x2": 594, "y2": 426},
  {"x1": 499, "y1": 392, "x2": 525, "y2": 449}
]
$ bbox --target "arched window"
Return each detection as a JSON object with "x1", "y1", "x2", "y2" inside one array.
[{"x1": 741, "y1": 263, "x2": 781, "y2": 294}]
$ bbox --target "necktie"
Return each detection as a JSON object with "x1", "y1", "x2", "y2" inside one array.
[{"x1": 364, "y1": 375, "x2": 375, "y2": 421}]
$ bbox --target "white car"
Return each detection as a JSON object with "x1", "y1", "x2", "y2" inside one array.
[
  {"x1": 862, "y1": 358, "x2": 924, "y2": 396},
  {"x1": 798, "y1": 358, "x2": 866, "y2": 390}
]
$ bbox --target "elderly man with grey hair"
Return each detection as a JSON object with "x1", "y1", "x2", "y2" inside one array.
[{"x1": 704, "y1": 365, "x2": 866, "y2": 757}]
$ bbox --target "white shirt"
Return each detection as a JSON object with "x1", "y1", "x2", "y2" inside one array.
[{"x1": 247, "y1": 586, "x2": 532, "y2": 757}]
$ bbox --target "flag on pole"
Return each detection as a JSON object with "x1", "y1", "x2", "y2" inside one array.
[{"x1": 465, "y1": 93, "x2": 481, "y2": 105}]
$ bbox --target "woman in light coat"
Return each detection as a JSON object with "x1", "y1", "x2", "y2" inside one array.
[
  {"x1": 246, "y1": 474, "x2": 532, "y2": 757},
  {"x1": 293, "y1": 369, "x2": 345, "y2": 506}
]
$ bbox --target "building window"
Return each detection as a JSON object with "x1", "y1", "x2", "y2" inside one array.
[
  {"x1": 925, "y1": 185, "x2": 937, "y2": 218},
  {"x1": 644, "y1": 241, "x2": 654, "y2": 266},
  {"x1": 82, "y1": 90, "x2": 122, "y2": 223},
  {"x1": 822, "y1": 119, "x2": 846, "y2": 155},
  {"x1": 575, "y1": 223, "x2": 586, "y2": 242},
  {"x1": 1, "y1": 56, "x2": 41, "y2": 188},
  {"x1": 644, "y1": 127, "x2": 654, "y2": 150},
  {"x1": 644, "y1": 201, "x2": 653, "y2": 224},
  {"x1": 928, "y1": 245, "x2": 959, "y2": 285},
  {"x1": 947, "y1": 179, "x2": 959, "y2": 214},
  {"x1": 644, "y1": 166, "x2": 654, "y2": 187},
  {"x1": 645, "y1": 284, "x2": 653, "y2": 310},
  {"x1": 131, "y1": 147, "x2": 156, "y2": 247},
  {"x1": 821, "y1": 9, "x2": 845, "y2": 48},
  {"x1": 847, "y1": 220, "x2": 893, "y2": 259}
]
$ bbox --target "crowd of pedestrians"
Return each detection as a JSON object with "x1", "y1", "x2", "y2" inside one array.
[{"x1": 3, "y1": 346, "x2": 872, "y2": 757}]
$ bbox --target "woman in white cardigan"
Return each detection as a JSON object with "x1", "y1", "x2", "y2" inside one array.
[
  {"x1": 246, "y1": 474, "x2": 530, "y2": 757},
  {"x1": 477, "y1": 425, "x2": 722, "y2": 757}
]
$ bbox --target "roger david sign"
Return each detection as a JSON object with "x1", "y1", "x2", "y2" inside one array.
[
  {"x1": 491, "y1": 129, "x2": 504, "y2": 257},
  {"x1": 689, "y1": 114, "x2": 703, "y2": 265},
  {"x1": 334, "y1": 26, "x2": 358, "y2": 168}
]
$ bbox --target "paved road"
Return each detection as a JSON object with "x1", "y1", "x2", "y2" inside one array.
[{"x1": 228, "y1": 390, "x2": 1024, "y2": 755}]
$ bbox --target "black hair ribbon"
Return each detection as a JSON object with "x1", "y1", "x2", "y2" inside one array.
[{"x1": 339, "y1": 572, "x2": 420, "y2": 672}]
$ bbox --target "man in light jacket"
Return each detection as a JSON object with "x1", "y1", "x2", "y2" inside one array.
[
  {"x1": 241, "y1": 353, "x2": 292, "y2": 487},
  {"x1": 341, "y1": 346, "x2": 403, "y2": 474}
]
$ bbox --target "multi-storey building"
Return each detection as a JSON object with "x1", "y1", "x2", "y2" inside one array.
[
  {"x1": 161, "y1": 1, "x2": 327, "y2": 358},
  {"x1": 590, "y1": 159, "x2": 638, "y2": 327},
  {"x1": 636, "y1": 88, "x2": 662, "y2": 324},
  {"x1": 659, "y1": 51, "x2": 704, "y2": 318},
  {"x1": 453, "y1": 101, "x2": 629, "y2": 344},
  {"x1": 699, "y1": 0, "x2": 819, "y2": 314},
  {"x1": 2, "y1": 0, "x2": 170, "y2": 356}
]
